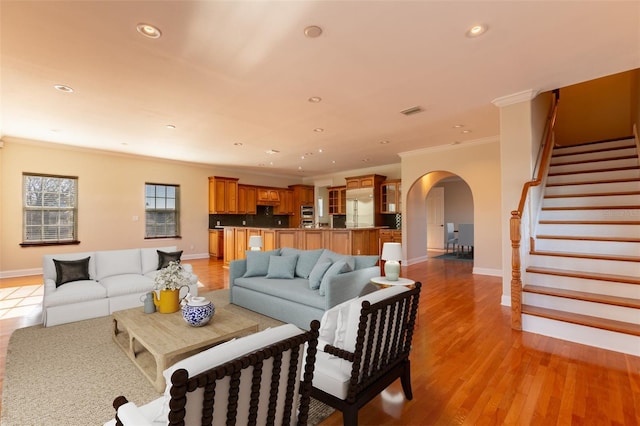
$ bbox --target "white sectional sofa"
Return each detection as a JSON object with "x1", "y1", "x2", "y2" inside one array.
[{"x1": 42, "y1": 246, "x2": 199, "y2": 327}]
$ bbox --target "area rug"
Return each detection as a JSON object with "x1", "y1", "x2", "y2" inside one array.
[
  {"x1": 1, "y1": 289, "x2": 334, "y2": 425},
  {"x1": 432, "y1": 252, "x2": 473, "y2": 261}
]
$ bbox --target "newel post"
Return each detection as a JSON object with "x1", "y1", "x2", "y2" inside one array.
[{"x1": 510, "y1": 211, "x2": 523, "y2": 330}]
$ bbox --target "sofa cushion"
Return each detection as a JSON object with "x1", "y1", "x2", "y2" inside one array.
[
  {"x1": 243, "y1": 249, "x2": 281, "y2": 277},
  {"x1": 266, "y1": 255, "x2": 298, "y2": 279},
  {"x1": 157, "y1": 250, "x2": 183, "y2": 269},
  {"x1": 308, "y1": 261, "x2": 332, "y2": 290},
  {"x1": 318, "y1": 260, "x2": 351, "y2": 296},
  {"x1": 53, "y1": 257, "x2": 91, "y2": 287},
  {"x1": 233, "y1": 277, "x2": 326, "y2": 310},
  {"x1": 141, "y1": 246, "x2": 177, "y2": 274},
  {"x1": 95, "y1": 249, "x2": 142, "y2": 281},
  {"x1": 354, "y1": 255, "x2": 379, "y2": 270},
  {"x1": 317, "y1": 249, "x2": 355, "y2": 272},
  {"x1": 100, "y1": 274, "x2": 155, "y2": 297},
  {"x1": 281, "y1": 248, "x2": 324, "y2": 279},
  {"x1": 43, "y1": 252, "x2": 96, "y2": 282},
  {"x1": 43, "y1": 280, "x2": 107, "y2": 307}
]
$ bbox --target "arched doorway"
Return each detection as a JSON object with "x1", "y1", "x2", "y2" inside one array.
[{"x1": 404, "y1": 171, "x2": 474, "y2": 262}]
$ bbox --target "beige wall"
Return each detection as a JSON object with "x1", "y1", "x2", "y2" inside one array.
[
  {"x1": 0, "y1": 138, "x2": 301, "y2": 276},
  {"x1": 401, "y1": 138, "x2": 502, "y2": 275},
  {"x1": 555, "y1": 70, "x2": 637, "y2": 145}
]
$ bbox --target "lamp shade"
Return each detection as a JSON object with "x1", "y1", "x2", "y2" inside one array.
[
  {"x1": 381, "y1": 242, "x2": 402, "y2": 261},
  {"x1": 248, "y1": 235, "x2": 263, "y2": 251},
  {"x1": 381, "y1": 242, "x2": 402, "y2": 281}
]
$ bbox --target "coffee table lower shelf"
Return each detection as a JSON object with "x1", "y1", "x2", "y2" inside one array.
[{"x1": 112, "y1": 305, "x2": 259, "y2": 392}]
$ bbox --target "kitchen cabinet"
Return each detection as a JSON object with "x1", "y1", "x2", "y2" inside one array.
[
  {"x1": 302, "y1": 230, "x2": 326, "y2": 250},
  {"x1": 223, "y1": 227, "x2": 236, "y2": 265},
  {"x1": 379, "y1": 229, "x2": 402, "y2": 253},
  {"x1": 381, "y1": 180, "x2": 401, "y2": 213},
  {"x1": 351, "y1": 229, "x2": 380, "y2": 256},
  {"x1": 289, "y1": 185, "x2": 315, "y2": 228},
  {"x1": 276, "y1": 229, "x2": 300, "y2": 248},
  {"x1": 256, "y1": 187, "x2": 280, "y2": 205},
  {"x1": 234, "y1": 228, "x2": 248, "y2": 261},
  {"x1": 208, "y1": 229, "x2": 224, "y2": 259},
  {"x1": 274, "y1": 189, "x2": 294, "y2": 215},
  {"x1": 262, "y1": 229, "x2": 277, "y2": 251},
  {"x1": 209, "y1": 176, "x2": 239, "y2": 214},
  {"x1": 328, "y1": 186, "x2": 346, "y2": 215},
  {"x1": 345, "y1": 174, "x2": 386, "y2": 189},
  {"x1": 237, "y1": 185, "x2": 257, "y2": 215}
]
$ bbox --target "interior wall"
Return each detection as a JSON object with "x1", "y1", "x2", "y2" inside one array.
[
  {"x1": 0, "y1": 138, "x2": 301, "y2": 276},
  {"x1": 437, "y1": 179, "x2": 474, "y2": 227},
  {"x1": 554, "y1": 70, "x2": 636, "y2": 145},
  {"x1": 401, "y1": 139, "x2": 502, "y2": 275}
]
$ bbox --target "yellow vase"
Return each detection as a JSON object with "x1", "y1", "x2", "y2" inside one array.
[{"x1": 153, "y1": 288, "x2": 184, "y2": 314}]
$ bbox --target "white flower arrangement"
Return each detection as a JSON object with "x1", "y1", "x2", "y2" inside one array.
[{"x1": 154, "y1": 261, "x2": 190, "y2": 291}]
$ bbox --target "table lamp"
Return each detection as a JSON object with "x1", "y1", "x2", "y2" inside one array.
[
  {"x1": 248, "y1": 235, "x2": 263, "y2": 251},
  {"x1": 381, "y1": 242, "x2": 402, "y2": 281}
]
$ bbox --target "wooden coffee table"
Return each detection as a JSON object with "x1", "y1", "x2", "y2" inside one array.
[{"x1": 112, "y1": 297, "x2": 258, "y2": 392}]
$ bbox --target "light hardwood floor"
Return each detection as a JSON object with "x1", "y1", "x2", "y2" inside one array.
[{"x1": 1, "y1": 256, "x2": 639, "y2": 425}]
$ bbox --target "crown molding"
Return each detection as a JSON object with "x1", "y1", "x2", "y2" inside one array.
[
  {"x1": 491, "y1": 89, "x2": 539, "y2": 108},
  {"x1": 398, "y1": 135, "x2": 499, "y2": 158}
]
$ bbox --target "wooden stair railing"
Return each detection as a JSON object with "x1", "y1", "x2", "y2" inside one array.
[{"x1": 510, "y1": 90, "x2": 559, "y2": 330}]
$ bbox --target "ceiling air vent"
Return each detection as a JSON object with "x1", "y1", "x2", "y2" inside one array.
[{"x1": 400, "y1": 106, "x2": 424, "y2": 116}]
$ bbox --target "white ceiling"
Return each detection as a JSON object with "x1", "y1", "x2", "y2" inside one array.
[{"x1": 1, "y1": 1, "x2": 639, "y2": 177}]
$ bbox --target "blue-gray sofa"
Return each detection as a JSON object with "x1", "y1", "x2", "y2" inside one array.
[{"x1": 229, "y1": 248, "x2": 380, "y2": 329}]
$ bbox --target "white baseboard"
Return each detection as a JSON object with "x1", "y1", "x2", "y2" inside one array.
[
  {"x1": 0, "y1": 268, "x2": 42, "y2": 279},
  {"x1": 472, "y1": 267, "x2": 503, "y2": 277},
  {"x1": 182, "y1": 252, "x2": 210, "y2": 261},
  {"x1": 405, "y1": 255, "x2": 428, "y2": 265}
]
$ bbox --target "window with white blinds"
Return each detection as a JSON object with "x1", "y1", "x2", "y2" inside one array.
[
  {"x1": 145, "y1": 183, "x2": 180, "y2": 238},
  {"x1": 22, "y1": 173, "x2": 78, "y2": 244}
]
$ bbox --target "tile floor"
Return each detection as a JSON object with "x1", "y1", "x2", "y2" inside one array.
[{"x1": 0, "y1": 285, "x2": 43, "y2": 321}]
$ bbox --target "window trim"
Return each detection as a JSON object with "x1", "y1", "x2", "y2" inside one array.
[
  {"x1": 144, "y1": 182, "x2": 181, "y2": 239},
  {"x1": 21, "y1": 173, "x2": 79, "y2": 246}
]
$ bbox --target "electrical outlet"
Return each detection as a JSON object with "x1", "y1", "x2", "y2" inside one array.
[
  {"x1": 242, "y1": 220, "x2": 246, "y2": 226},
  {"x1": 216, "y1": 221, "x2": 221, "y2": 226},
  {"x1": 277, "y1": 220, "x2": 282, "y2": 225}
]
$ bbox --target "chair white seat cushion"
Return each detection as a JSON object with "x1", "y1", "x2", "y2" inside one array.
[
  {"x1": 43, "y1": 280, "x2": 107, "y2": 307},
  {"x1": 312, "y1": 350, "x2": 353, "y2": 400}
]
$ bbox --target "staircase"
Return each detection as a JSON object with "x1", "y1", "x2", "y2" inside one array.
[{"x1": 521, "y1": 137, "x2": 640, "y2": 355}]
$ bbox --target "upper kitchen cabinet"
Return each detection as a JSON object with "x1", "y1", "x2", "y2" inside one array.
[
  {"x1": 381, "y1": 179, "x2": 401, "y2": 213},
  {"x1": 256, "y1": 187, "x2": 281, "y2": 205},
  {"x1": 237, "y1": 184, "x2": 257, "y2": 215},
  {"x1": 274, "y1": 189, "x2": 294, "y2": 215},
  {"x1": 345, "y1": 174, "x2": 386, "y2": 189},
  {"x1": 209, "y1": 176, "x2": 239, "y2": 214},
  {"x1": 289, "y1": 185, "x2": 315, "y2": 228},
  {"x1": 328, "y1": 186, "x2": 346, "y2": 215}
]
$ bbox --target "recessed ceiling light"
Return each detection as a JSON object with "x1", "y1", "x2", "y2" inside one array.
[
  {"x1": 54, "y1": 84, "x2": 73, "y2": 93},
  {"x1": 166, "y1": 124, "x2": 176, "y2": 129},
  {"x1": 453, "y1": 124, "x2": 464, "y2": 128},
  {"x1": 313, "y1": 128, "x2": 324, "y2": 133},
  {"x1": 461, "y1": 129, "x2": 471, "y2": 134},
  {"x1": 331, "y1": 160, "x2": 336, "y2": 164},
  {"x1": 466, "y1": 24, "x2": 488, "y2": 37},
  {"x1": 318, "y1": 148, "x2": 323, "y2": 153},
  {"x1": 233, "y1": 142, "x2": 243, "y2": 146},
  {"x1": 266, "y1": 149, "x2": 280, "y2": 155},
  {"x1": 451, "y1": 141, "x2": 461, "y2": 145},
  {"x1": 362, "y1": 158, "x2": 370, "y2": 163},
  {"x1": 301, "y1": 155, "x2": 305, "y2": 160},
  {"x1": 380, "y1": 140, "x2": 390, "y2": 145},
  {"x1": 136, "y1": 23, "x2": 162, "y2": 39},
  {"x1": 304, "y1": 25, "x2": 323, "y2": 38},
  {"x1": 298, "y1": 166, "x2": 303, "y2": 170},
  {"x1": 308, "y1": 96, "x2": 322, "y2": 103}
]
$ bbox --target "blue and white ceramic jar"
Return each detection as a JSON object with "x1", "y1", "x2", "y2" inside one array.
[{"x1": 181, "y1": 296, "x2": 215, "y2": 327}]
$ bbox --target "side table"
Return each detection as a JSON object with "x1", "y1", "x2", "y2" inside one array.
[{"x1": 370, "y1": 276, "x2": 415, "y2": 288}]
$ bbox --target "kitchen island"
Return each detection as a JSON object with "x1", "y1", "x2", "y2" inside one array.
[{"x1": 220, "y1": 226, "x2": 387, "y2": 265}]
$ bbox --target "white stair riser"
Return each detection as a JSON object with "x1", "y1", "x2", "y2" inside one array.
[
  {"x1": 533, "y1": 238, "x2": 640, "y2": 256},
  {"x1": 547, "y1": 169, "x2": 640, "y2": 185},
  {"x1": 543, "y1": 194, "x2": 639, "y2": 207},
  {"x1": 526, "y1": 273, "x2": 640, "y2": 298},
  {"x1": 522, "y1": 315, "x2": 640, "y2": 356},
  {"x1": 549, "y1": 158, "x2": 638, "y2": 174},
  {"x1": 551, "y1": 147, "x2": 638, "y2": 165},
  {"x1": 528, "y1": 255, "x2": 640, "y2": 276},
  {"x1": 545, "y1": 180, "x2": 640, "y2": 196},
  {"x1": 523, "y1": 293, "x2": 640, "y2": 324},
  {"x1": 539, "y1": 209, "x2": 640, "y2": 222},
  {"x1": 553, "y1": 139, "x2": 635, "y2": 155},
  {"x1": 536, "y1": 223, "x2": 640, "y2": 238}
]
